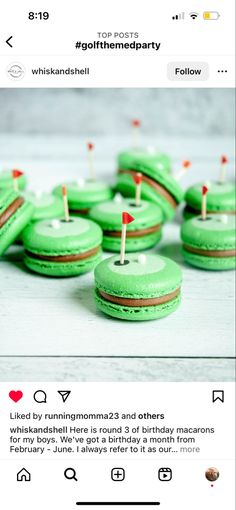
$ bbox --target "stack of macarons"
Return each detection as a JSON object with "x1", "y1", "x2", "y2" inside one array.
[
  {"x1": 117, "y1": 148, "x2": 171, "y2": 175},
  {"x1": 181, "y1": 214, "x2": 236, "y2": 270},
  {"x1": 94, "y1": 253, "x2": 182, "y2": 321},
  {"x1": 0, "y1": 189, "x2": 34, "y2": 256},
  {"x1": 23, "y1": 191, "x2": 64, "y2": 222},
  {"x1": 23, "y1": 217, "x2": 103, "y2": 277},
  {"x1": 1, "y1": 135, "x2": 235, "y2": 323},
  {"x1": 183, "y1": 181, "x2": 236, "y2": 219},
  {"x1": 116, "y1": 158, "x2": 184, "y2": 221},
  {"x1": 89, "y1": 196, "x2": 163, "y2": 252},
  {"x1": 53, "y1": 179, "x2": 114, "y2": 216}
]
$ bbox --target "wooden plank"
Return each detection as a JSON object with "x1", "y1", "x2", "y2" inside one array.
[{"x1": 0, "y1": 358, "x2": 234, "y2": 382}]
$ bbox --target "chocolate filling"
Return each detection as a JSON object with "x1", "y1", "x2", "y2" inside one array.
[
  {"x1": 0, "y1": 197, "x2": 24, "y2": 228},
  {"x1": 69, "y1": 208, "x2": 90, "y2": 214},
  {"x1": 104, "y1": 223, "x2": 161, "y2": 238},
  {"x1": 98, "y1": 288, "x2": 180, "y2": 307},
  {"x1": 118, "y1": 169, "x2": 178, "y2": 209},
  {"x1": 25, "y1": 245, "x2": 100, "y2": 263},
  {"x1": 183, "y1": 244, "x2": 236, "y2": 258},
  {"x1": 185, "y1": 204, "x2": 236, "y2": 215}
]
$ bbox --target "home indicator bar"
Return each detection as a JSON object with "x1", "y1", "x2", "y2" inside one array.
[{"x1": 76, "y1": 503, "x2": 160, "y2": 506}]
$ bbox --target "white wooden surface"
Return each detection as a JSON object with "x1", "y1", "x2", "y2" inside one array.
[
  {"x1": 0, "y1": 135, "x2": 235, "y2": 379},
  {"x1": 0, "y1": 358, "x2": 234, "y2": 382}
]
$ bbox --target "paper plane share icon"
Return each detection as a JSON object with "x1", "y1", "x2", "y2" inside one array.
[{"x1": 58, "y1": 391, "x2": 71, "y2": 403}]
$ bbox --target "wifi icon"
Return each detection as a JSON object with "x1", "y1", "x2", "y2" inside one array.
[{"x1": 189, "y1": 12, "x2": 199, "y2": 19}]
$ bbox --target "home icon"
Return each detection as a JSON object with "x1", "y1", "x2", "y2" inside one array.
[{"x1": 17, "y1": 468, "x2": 31, "y2": 482}]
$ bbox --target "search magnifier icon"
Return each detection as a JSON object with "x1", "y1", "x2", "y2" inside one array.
[{"x1": 64, "y1": 468, "x2": 78, "y2": 481}]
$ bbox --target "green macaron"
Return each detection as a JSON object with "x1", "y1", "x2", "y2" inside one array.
[
  {"x1": 181, "y1": 214, "x2": 236, "y2": 270},
  {"x1": 116, "y1": 160, "x2": 183, "y2": 221},
  {"x1": 94, "y1": 253, "x2": 182, "y2": 321},
  {"x1": 183, "y1": 181, "x2": 236, "y2": 220},
  {"x1": 23, "y1": 191, "x2": 64, "y2": 222},
  {"x1": 23, "y1": 217, "x2": 103, "y2": 277},
  {"x1": 0, "y1": 170, "x2": 27, "y2": 191},
  {"x1": 53, "y1": 180, "x2": 114, "y2": 216},
  {"x1": 118, "y1": 149, "x2": 171, "y2": 174},
  {"x1": 0, "y1": 190, "x2": 34, "y2": 256},
  {"x1": 89, "y1": 197, "x2": 163, "y2": 252}
]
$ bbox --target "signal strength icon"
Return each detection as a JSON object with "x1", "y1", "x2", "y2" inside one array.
[
  {"x1": 189, "y1": 12, "x2": 199, "y2": 19},
  {"x1": 172, "y1": 12, "x2": 185, "y2": 20}
]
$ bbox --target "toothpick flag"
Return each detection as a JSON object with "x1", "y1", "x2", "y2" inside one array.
[
  {"x1": 87, "y1": 142, "x2": 96, "y2": 180},
  {"x1": 133, "y1": 172, "x2": 143, "y2": 206},
  {"x1": 12, "y1": 169, "x2": 24, "y2": 192},
  {"x1": 131, "y1": 119, "x2": 141, "y2": 149},
  {"x1": 120, "y1": 212, "x2": 135, "y2": 264},
  {"x1": 62, "y1": 185, "x2": 70, "y2": 222},
  {"x1": 175, "y1": 160, "x2": 191, "y2": 181},
  {"x1": 201, "y1": 185, "x2": 208, "y2": 220},
  {"x1": 219, "y1": 155, "x2": 228, "y2": 184}
]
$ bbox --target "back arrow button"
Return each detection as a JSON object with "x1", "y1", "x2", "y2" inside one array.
[{"x1": 6, "y1": 36, "x2": 13, "y2": 48}]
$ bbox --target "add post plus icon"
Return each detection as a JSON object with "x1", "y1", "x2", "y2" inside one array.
[{"x1": 111, "y1": 468, "x2": 125, "y2": 481}]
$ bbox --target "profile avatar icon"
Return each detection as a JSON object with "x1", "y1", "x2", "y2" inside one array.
[{"x1": 205, "y1": 467, "x2": 220, "y2": 482}]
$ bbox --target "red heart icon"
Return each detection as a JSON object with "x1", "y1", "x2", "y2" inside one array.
[{"x1": 9, "y1": 390, "x2": 23, "y2": 403}]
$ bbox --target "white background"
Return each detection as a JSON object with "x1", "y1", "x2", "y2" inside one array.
[
  {"x1": 0, "y1": 382, "x2": 235, "y2": 509},
  {"x1": 0, "y1": 0, "x2": 235, "y2": 87}
]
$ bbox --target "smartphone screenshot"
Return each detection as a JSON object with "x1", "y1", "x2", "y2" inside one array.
[{"x1": 0, "y1": 1, "x2": 235, "y2": 508}]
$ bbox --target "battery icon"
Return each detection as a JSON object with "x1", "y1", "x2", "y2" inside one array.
[{"x1": 203, "y1": 11, "x2": 220, "y2": 20}]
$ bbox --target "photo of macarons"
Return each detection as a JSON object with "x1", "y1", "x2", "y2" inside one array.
[
  {"x1": 117, "y1": 119, "x2": 171, "y2": 173},
  {"x1": 181, "y1": 214, "x2": 236, "y2": 270},
  {"x1": 94, "y1": 253, "x2": 182, "y2": 320},
  {"x1": 0, "y1": 169, "x2": 27, "y2": 191},
  {"x1": 0, "y1": 87, "x2": 235, "y2": 382},
  {"x1": 0, "y1": 189, "x2": 34, "y2": 256},
  {"x1": 22, "y1": 216, "x2": 103, "y2": 277},
  {"x1": 184, "y1": 181, "x2": 236, "y2": 219},
  {"x1": 118, "y1": 149, "x2": 171, "y2": 174},
  {"x1": 183, "y1": 156, "x2": 235, "y2": 219},
  {"x1": 53, "y1": 142, "x2": 114, "y2": 215},
  {"x1": 89, "y1": 196, "x2": 163, "y2": 252},
  {"x1": 116, "y1": 159, "x2": 184, "y2": 221},
  {"x1": 53, "y1": 179, "x2": 114, "y2": 216},
  {"x1": 23, "y1": 191, "x2": 64, "y2": 222}
]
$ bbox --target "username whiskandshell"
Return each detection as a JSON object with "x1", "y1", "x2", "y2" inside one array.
[{"x1": 31, "y1": 67, "x2": 89, "y2": 75}]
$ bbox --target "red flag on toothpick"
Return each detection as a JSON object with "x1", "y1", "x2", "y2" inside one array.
[
  {"x1": 62, "y1": 185, "x2": 70, "y2": 222},
  {"x1": 131, "y1": 119, "x2": 141, "y2": 149},
  {"x1": 133, "y1": 173, "x2": 142, "y2": 185},
  {"x1": 132, "y1": 172, "x2": 142, "y2": 206},
  {"x1": 87, "y1": 142, "x2": 96, "y2": 181},
  {"x1": 175, "y1": 160, "x2": 191, "y2": 181},
  {"x1": 122, "y1": 212, "x2": 135, "y2": 225},
  {"x1": 221, "y1": 155, "x2": 228, "y2": 164},
  {"x1": 201, "y1": 185, "x2": 208, "y2": 220},
  {"x1": 132, "y1": 119, "x2": 141, "y2": 128},
  {"x1": 120, "y1": 212, "x2": 135, "y2": 264},
  {"x1": 219, "y1": 155, "x2": 228, "y2": 183},
  {"x1": 183, "y1": 160, "x2": 191, "y2": 168},
  {"x1": 12, "y1": 169, "x2": 24, "y2": 192}
]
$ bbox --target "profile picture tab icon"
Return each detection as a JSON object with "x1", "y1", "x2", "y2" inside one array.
[{"x1": 205, "y1": 467, "x2": 220, "y2": 482}]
